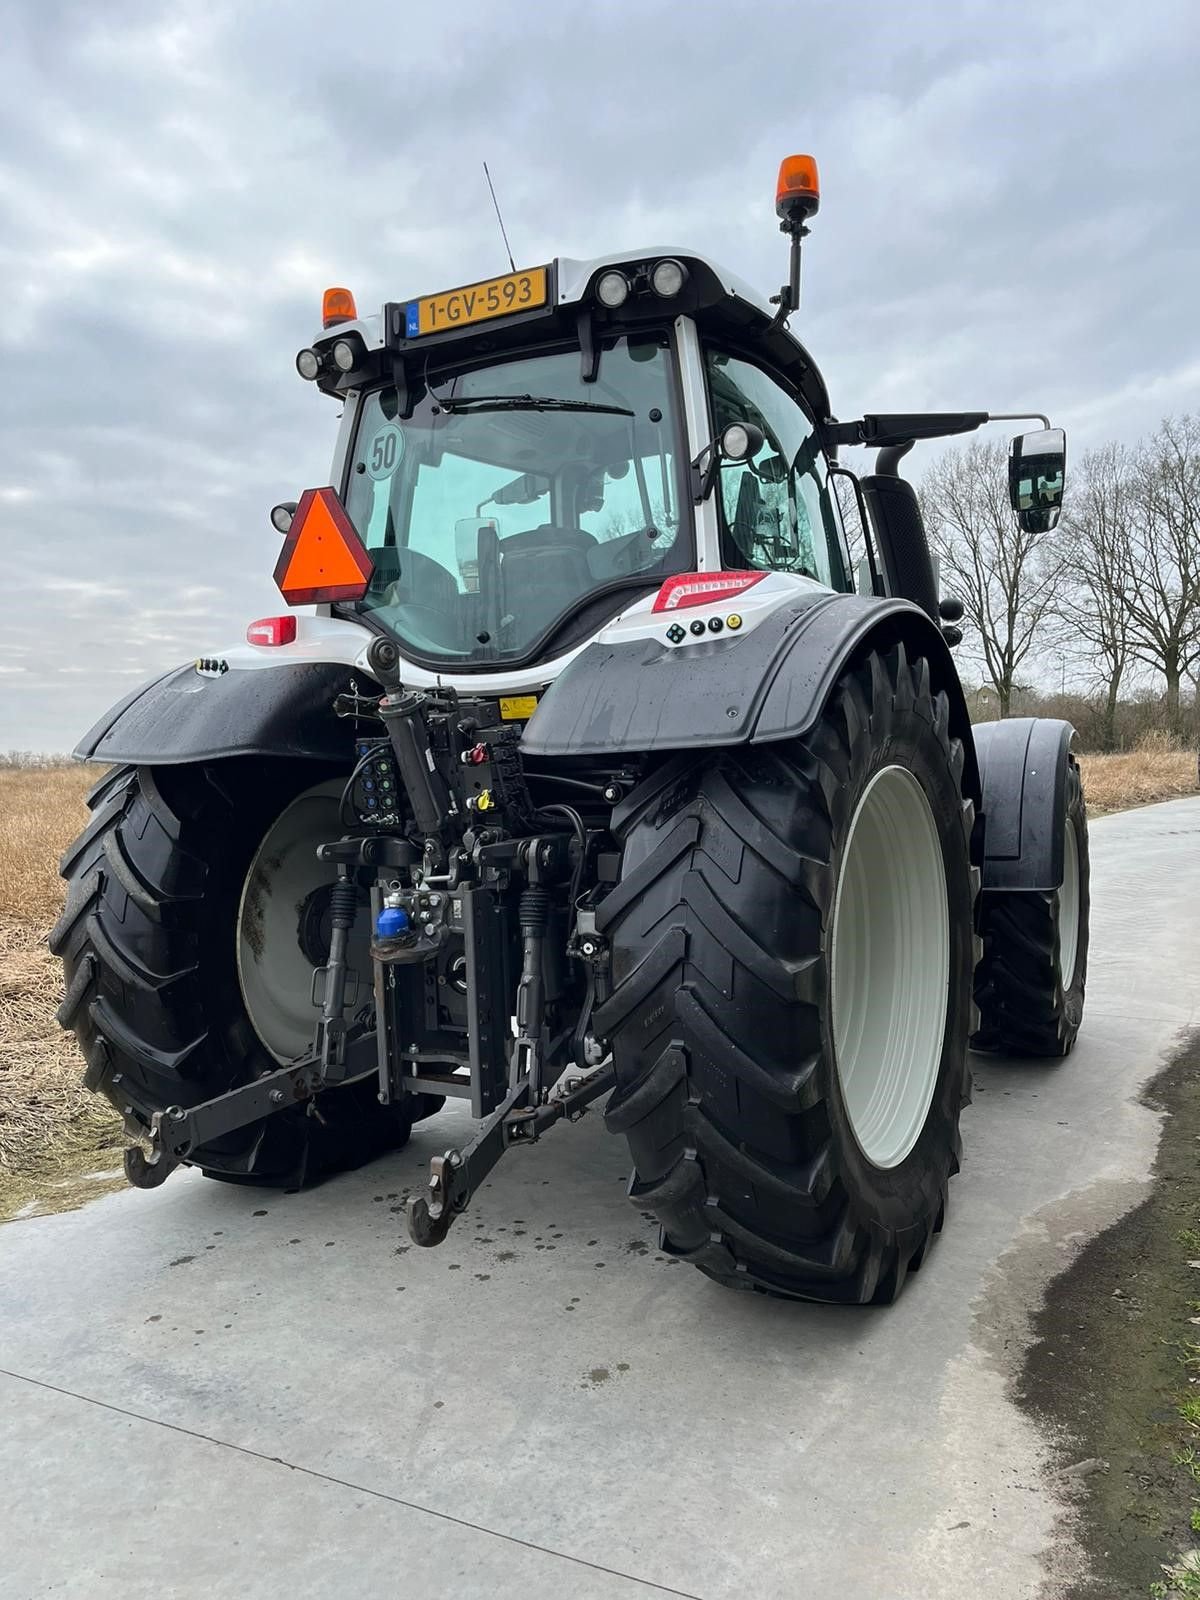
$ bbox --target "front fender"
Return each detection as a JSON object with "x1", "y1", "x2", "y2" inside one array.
[
  {"x1": 75, "y1": 659, "x2": 366, "y2": 765},
  {"x1": 973, "y1": 717, "x2": 1074, "y2": 891}
]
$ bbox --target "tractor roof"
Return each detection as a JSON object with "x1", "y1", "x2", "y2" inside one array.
[{"x1": 305, "y1": 248, "x2": 833, "y2": 427}]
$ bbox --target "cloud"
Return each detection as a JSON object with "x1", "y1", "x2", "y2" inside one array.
[{"x1": 1, "y1": 0, "x2": 1197, "y2": 749}]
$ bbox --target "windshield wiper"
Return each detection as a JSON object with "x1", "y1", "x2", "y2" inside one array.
[{"x1": 434, "y1": 392, "x2": 635, "y2": 417}]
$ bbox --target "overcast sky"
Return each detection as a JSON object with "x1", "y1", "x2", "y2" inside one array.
[{"x1": 2, "y1": 0, "x2": 1197, "y2": 751}]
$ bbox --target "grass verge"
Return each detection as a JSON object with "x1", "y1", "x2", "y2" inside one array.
[
  {"x1": 1079, "y1": 740, "x2": 1197, "y2": 817},
  {"x1": 1016, "y1": 1031, "x2": 1200, "y2": 1598}
]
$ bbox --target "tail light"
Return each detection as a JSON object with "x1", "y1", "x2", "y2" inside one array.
[
  {"x1": 651, "y1": 571, "x2": 766, "y2": 613},
  {"x1": 246, "y1": 616, "x2": 298, "y2": 647}
]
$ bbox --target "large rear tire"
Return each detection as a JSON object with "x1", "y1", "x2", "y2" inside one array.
[
  {"x1": 52, "y1": 759, "x2": 412, "y2": 1187},
  {"x1": 971, "y1": 755, "x2": 1089, "y2": 1057},
  {"x1": 597, "y1": 645, "x2": 977, "y2": 1303}
]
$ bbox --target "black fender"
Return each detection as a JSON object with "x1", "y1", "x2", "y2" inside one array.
[
  {"x1": 972, "y1": 717, "x2": 1074, "y2": 891},
  {"x1": 74, "y1": 660, "x2": 364, "y2": 765},
  {"x1": 522, "y1": 590, "x2": 981, "y2": 805}
]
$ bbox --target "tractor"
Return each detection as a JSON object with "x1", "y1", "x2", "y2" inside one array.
[{"x1": 53, "y1": 156, "x2": 1089, "y2": 1302}]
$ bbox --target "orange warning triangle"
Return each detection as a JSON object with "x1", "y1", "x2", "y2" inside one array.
[{"x1": 273, "y1": 487, "x2": 374, "y2": 605}]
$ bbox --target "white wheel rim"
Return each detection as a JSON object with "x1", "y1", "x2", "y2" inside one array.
[
  {"x1": 236, "y1": 781, "x2": 371, "y2": 1063},
  {"x1": 1058, "y1": 818, "x2": 1080, "y2": 988},
  {"x1": 830, "y1": 766, "x2": 950, "y2": 1169}
]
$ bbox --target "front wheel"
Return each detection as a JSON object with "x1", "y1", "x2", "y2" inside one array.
[
  {"x1": 598, "y1": 645, "x2": 978, "y2": 1303},
  {"x1": 972, "y1": 755, "x2": 1089, "y2": 1057}
]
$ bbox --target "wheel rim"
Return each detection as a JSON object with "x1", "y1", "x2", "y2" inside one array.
[
  {"x1": 237, "y1": 781, "x2": 372, "y2": 1063},
  {"x1": 1058, "y1": 817, "x2": 1080, "y2": 988},
  {"x1": 830, "y1": 765, "x2": 950, "y2": 1169}
]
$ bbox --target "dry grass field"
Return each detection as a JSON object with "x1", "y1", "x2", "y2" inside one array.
[
  {"x1": 1077, "y1": 734, "x2": 1197, "y2": 816},
  {"x1": 0, "y1": 762, "x2": 124, "y2": 1217},
  {"x1": 0, "y1": 738, "x2": 1195, "y2": 1219}
]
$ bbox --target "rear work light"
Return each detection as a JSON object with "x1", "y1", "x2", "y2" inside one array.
[
  {"x1": 651, "y1": 571, "x2": 767, "y2": 613},
  {"x1": 596, "y1": 270, "x2": 630, "y2": 308},
  {"x1": 246, "y1": 616, "x2": 298, "y2": 647},
  {"x1": 651, "y1": 258, "x2": 688, "y2": 298}
]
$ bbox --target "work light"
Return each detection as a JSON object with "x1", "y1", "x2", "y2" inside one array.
[
  {"x1": 596, "y1": 270, "x2": 630, "y2": 309},
  {"x1": 651, "y1": 259, "x2": 687, "y2": 297}
]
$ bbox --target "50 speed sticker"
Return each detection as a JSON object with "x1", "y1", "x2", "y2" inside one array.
[{"x1": 364, "y1": 422, "x2": 405, "y2": 481}]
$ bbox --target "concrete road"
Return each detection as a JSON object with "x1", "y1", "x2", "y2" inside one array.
[{"x1": 3, "y1": 798, "x2": 1198, "y2": 1600}]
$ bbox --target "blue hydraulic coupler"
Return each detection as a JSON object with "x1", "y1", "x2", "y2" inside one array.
[{"x1": 375, "y1": 902, "x2": 409, "y2": 939}]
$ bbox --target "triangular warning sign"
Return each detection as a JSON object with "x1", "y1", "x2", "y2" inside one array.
[{"x1": 273, "y1": 487, "x2": 374, "y2": 605}]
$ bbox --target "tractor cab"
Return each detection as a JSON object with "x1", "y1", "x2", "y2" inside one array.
[
  {"x1": 284, "y1": 216, "x2": 855, "y2": 681},
  {"x1": 280, "y1": 156, "x2": 1064, "y2": 689}
]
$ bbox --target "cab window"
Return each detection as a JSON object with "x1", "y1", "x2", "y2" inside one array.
[
  {"x1": 705, "y1": 349, "x2": 849, "y2": 591},
  {"x1": 342, "y1": 337, "x2": 688, "y2": 666}
]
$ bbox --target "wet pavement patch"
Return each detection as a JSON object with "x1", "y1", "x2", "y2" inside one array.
[{"x1": 1016, "y1": 1029, "x2": 1200, "y2": 1597}]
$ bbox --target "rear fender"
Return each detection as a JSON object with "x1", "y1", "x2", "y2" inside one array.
[
  {"x1": 972, "y1": 717, "x2": 1074, "y2": 891},
  {"x1": 76, "y1": 657, "x2": 370, "y2": 765},
  {"x1": 522, "y1": 591, "x2": 981, "y2": 808}
]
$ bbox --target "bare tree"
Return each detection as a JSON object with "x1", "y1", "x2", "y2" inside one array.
[
  {"x1": 1123, "y1": 415, "x2": 1200, "y2": 735},
  {"x1": 1058, "y1": 443, "x2": 1135, "y2": 751},
  {"x1": 920, "y1": 439, "x2": 1062, "y2": 716}
]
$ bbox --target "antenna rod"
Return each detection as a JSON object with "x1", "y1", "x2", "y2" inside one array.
[{"x1": 483, "y1": 162, "x2": 517, "y2": 274}]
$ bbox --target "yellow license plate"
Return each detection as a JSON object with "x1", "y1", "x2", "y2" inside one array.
[{"x1": 407, "y1": 266, "x2": 548, "y2": 338}]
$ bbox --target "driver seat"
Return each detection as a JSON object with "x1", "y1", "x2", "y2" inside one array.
[
  {"x1": 498, "y1": 525, "x2": 597, "y2": 635},
  {"x1": 367, "y1": 546, "x2": 458, "y2": 615}
]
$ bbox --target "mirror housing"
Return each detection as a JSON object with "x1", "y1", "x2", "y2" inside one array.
[{"x1": 1009, "y1": 428, "x2": 1066, "y2": 532}]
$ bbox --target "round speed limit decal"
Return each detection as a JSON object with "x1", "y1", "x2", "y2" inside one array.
[{"x1": 364, "y1": 422, "x2": 405, "y2": 481}]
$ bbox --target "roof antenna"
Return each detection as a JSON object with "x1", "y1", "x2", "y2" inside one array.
[{"x1": 483, "y1": 161, "x2": 517, "y2": 274}]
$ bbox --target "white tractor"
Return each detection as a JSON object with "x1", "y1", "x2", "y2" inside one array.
[{"x1": 54, "y1": 156, "x2": 1088, "y2": 1302}]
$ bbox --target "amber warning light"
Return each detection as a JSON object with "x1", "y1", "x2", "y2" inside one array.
[
  {"x1": 273, "y1": 487, "x2": 374, "y2": 606},
  {"x1": 322, "y1": 286, "x2": 358, "y2": 328},
  {"x1": 776, "y1": 154, "x2": 820, "y2": 222}
]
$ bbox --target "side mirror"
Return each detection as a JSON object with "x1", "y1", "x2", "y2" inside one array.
[{"x1": 1008, "y1": 428, "x2": 1066, "y2": 533}]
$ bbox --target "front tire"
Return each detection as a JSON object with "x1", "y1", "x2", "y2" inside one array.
[
  {"x1": 972, "y1": 755, "x2": 1089, "y2": 1057},
  {"x1": 52, "y1": 759, "x2": 412, "y2": 1187},
  {"x1": 598, "y1": 646, "x2": 977, "y2": 1303}
]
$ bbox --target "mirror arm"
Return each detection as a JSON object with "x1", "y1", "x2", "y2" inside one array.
[
  {"x1": 874, "y1": 439, "x2": 915, "y2": 478},
  {"x1": 988, "y1": 410, "x2": 1051, "y2": 430}
]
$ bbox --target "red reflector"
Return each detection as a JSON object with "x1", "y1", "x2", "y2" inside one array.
[
  {"x1": 651, "y1": 571, "x2": 767, "y2": 613},
  {"x1": 272, "y1": 486, "x2": 374, "y2": 605},
  {"x1": 246, "y1": 616, "x2": 297, "y2": 647}
]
